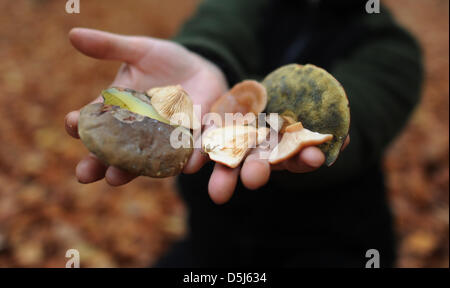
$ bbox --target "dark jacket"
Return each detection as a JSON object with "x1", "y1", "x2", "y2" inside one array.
[{"x1": 167, "y1": 0, "x2": 423, "y2": 267}]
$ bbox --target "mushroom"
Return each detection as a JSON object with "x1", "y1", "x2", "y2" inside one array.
[
  {"x1": 147, "y1": 85, "x2": 201, "y2": 130},
  {"x1": 268, "y1": 122, "x2": 333, "y2": 165},
  {"x1": 78, "y1": 87, "x2": 193, "y2": 178},
  {"x1": 263, "y1": 64, "x2": 350, "y2": 166},
  {"x1": 266, "y1": 113, "x2": 297, "y2": 133},
  {"x1": 201, "y1": 81, "x2": 269, "y2": 168},
  {"x1": 210, "y1": 80, "x2": 267, "y2": 117},
  {"x1": 202, "y1": 125, "x2": 260, "y2": 168}
]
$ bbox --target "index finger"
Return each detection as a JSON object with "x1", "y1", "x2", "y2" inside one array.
[
  {"x1": 240, "y1": 149, "x2": 271, "y2": 190},
  {"x1": 271, "y1": 146, "x2": 325, "y2": 173}
]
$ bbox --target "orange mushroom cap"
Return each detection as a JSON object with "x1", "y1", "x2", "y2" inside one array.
[{"x1": 210, "y1": 80, "x2": 267, "y2": 116}]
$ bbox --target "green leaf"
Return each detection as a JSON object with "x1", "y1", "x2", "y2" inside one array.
[{"x1": 102, "y1": 88, "x2": 170, "y2": 124}]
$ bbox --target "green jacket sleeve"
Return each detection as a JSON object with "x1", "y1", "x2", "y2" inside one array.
[{"x1": 173, "y1": 0, "x2": 270, "y2": 84}]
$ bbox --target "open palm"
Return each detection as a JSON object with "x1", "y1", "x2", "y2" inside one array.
[
  {"x1": 65, "y1": 28, "x2": 227, "y2": 184},
  {"x1": 65, "y1": 28, "x2": 343, "y2": 205}
]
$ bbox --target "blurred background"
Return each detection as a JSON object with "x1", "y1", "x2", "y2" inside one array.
[{"x1": 0, "y1": 0, "x2": 448, "y2": 267}]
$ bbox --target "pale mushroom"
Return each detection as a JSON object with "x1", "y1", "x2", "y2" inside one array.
[
  {"x1": 262, "y1": 64, "x2": 350, "y2": 166},
  {"x1": 80, "y1": 88, "x2": 193, "y2": 178},
  {"x1": 147, "y1": 85, "x2": 201, "y2": 130},
  {"x1": 202, "y1": 125, "x2": 260, "y2": 168},
  {"x1": 268, "y1": 122, "x2": 333, "y2": 164}
]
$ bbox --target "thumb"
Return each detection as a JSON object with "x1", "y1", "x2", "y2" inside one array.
[{"x1": 69, "y1": 28, "x2": 147, "y2": 64}]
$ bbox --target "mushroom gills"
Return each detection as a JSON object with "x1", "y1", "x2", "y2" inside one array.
[
  {"x1": 78, "y1": 103, "x2": 193, "y2": 178},
  {"x1": 147, "y1": 85, "x2": 200, "y2": 130},
  {"x1": 202, "y1": 125, "x2": 261, "y2": 168}
]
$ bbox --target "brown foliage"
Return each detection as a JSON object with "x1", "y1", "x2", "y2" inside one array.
[{"x1": 0, "y1": 0, "x2": 447, "y2": 267}]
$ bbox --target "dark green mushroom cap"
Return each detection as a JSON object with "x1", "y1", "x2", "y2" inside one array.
[
  {"x1": 262, "y1": 64, "x2": 350, "y2": 166},
  {"x1": 78, "y1": 103, "x2": 193, "y2": 178}
]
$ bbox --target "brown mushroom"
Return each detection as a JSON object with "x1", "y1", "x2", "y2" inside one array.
[
  {"x1": 210, "y1": 80, "x2": 267, "y2": 117},
  {"x1": 268, "y1": 122, "x2": 333, "y2": 164},
  {"x1": 78, "y1": 102, "x2": 193, "y2": 178}
]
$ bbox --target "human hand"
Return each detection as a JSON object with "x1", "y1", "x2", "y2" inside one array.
[
  {"x1": 65, "y1": 28, "x2": 228, "y2": 186},
  {"x1": 65, "y1": 28, "x2": 349, "y2": 205}
]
